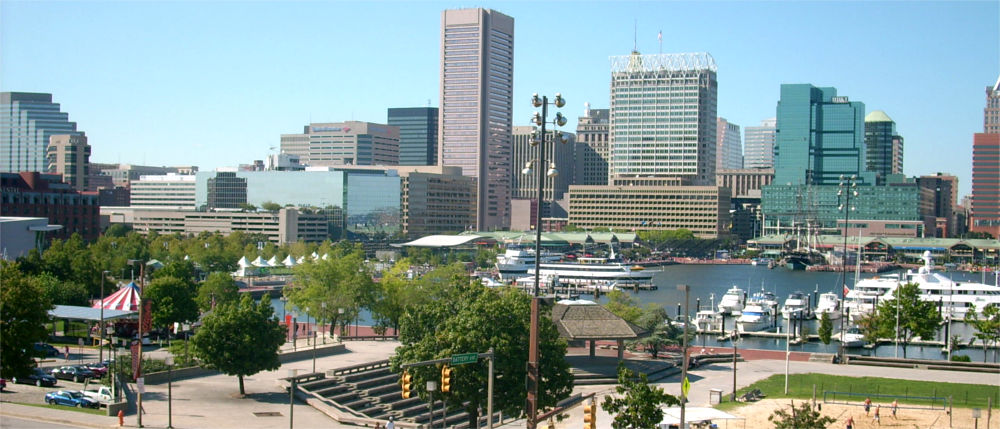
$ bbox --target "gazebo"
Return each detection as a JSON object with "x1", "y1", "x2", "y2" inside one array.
[
  {"x1": 550, "y1": 301, "x2": 647, "y2": 361},
  {"x1": 92, "y1": 282, "x2": 142, "y2": 312}
]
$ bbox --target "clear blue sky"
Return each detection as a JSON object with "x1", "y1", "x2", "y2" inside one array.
[{"x1": 2, "y1": 1, "x2": 997, "y2": 199}]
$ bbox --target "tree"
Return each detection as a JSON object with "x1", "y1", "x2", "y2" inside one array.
[
  {"x1": 768, "y1": 400, "x2": 836, "y2": 429},
  {"x1": 0, "y1": 262, "x2": 54, "y2": 378},
  {"x1": 631, "y1": 305, "x2": 679, "y2": 359},
  {"x1": 284, "y1": 244, "x2": 375, "y2": 336},
  {"x1": 143, "y1": 276, "x2": 199, "y2": 336},
  {"x1": 601, "y1": 363, "x2": 679, "y2": 429},
  {"x1": 36, "y1": 272, "x2": 90, "y2": 306},
  {"x1": 965, "y1": 303, "x2": 1000, "y2": 363},
  {"x1": 391, "y1": 283, "x2": 572, "y2": 427},
  {"x1": 196, "y1": 272, "x2": 240, "y2": 311},
  {"x1": 260, "y1": 201, "x2": 282, "y2": 212},
  {"x1": 604, "y1": 290, "x2": 644, "y2": 324},
  {"x1": 861, "y1": 282, "x2": 941, "y2": 359},
  {"x1": 817, "y1": 312, "x2": 832, "y2": 345},
  {"x1": 191, "y1": 295, "x2": 285, "y2": 395}
]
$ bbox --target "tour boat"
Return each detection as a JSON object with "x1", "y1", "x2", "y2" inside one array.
[
  {"x1": 693, "y1": 310, "x2": 723, "y2": 333},
  {"x1": 814, "y1": 292, "x2": 842, "y2": 320},
  {"x1": 717, "y1": 286, "x2": 745, "y2": 314},
  {"x1": 495, "y1": 244, "x2": 562, "y2": 280}
]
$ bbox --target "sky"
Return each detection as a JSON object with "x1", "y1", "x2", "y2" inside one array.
[{"x1": 1, "y1": 1, "x2": 997, "y2": 199}]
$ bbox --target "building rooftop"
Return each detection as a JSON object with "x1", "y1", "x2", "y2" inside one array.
[{"x1": 864, "y1": 110, "x2": 894, "y2": 123}]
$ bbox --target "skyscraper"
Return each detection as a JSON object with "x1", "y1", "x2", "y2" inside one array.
[
  {"x1": 511, "y1": 126, "x2": 574, "y2": 202},
  {"x1": 279, "y1": 121, "x2": 400, "y2": 166},
  {"x1": 772, "y1": 84, "x2": 873, "y2": 186},
  {"x1": 864, "y1": 110, "x2": 904, "y2": 185},
  {"x1": 1, "y1": 92, "x2": 81, "y2": 173},
  {"x1": 388, "y1": 107, "x2": 438, "y2": 166},
  {"x1": 716, "y1": 117, "x2": 743, "y2": 170},
  {"x1": 47, "y1": 134, "x2": 91, "y2": 191},
  {"x1": 744, "y1": 118, "x2": 776, "y2": 169},
  {"x1": 985, "y1": 76, "x2": 1000, "y2": 134},
  {"x1": 574, "y1": 105, "x2": 609, "y2": 186},
  {"x1": 439, "y1": 8, "x2": 514, "y2": 230},
  {"x1": 970, "y1": 77, "x2": 1000, "y2": 237},
  {"x1": 609, "y1": 51, "x2": 718, "y2": 186}
]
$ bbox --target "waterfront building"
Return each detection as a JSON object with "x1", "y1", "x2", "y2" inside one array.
[
  {"x1": 47, "y1": 134, "x2": 90, "y2": 191},
  {"x1": 761, "y1": 180, "x2": 922, "y2": 236},
  {"x1": 567, "y1": 185, "x2": 730, "y2": 239},
  {"x1": 439, "y1": 8, "x2": 515, "y2": 230},
  {"x1": 575, "y1": 105, "x2": 610, "y2": 186},
  {"x1": 401, "y1": 167, "x2": 476, "y2": 237},
  {"x1": 0, "y1": 172, "x2": 99, "y2": 241},
  {"x1": 716, "y1": 118, "x2": 743, "y2": 170},
  {"x1": 280, "y1": 121, "x2": 400, "y2": 166},
  {"x1": 388, "y1": 107, "x2": 438, "y2": 166},
  {"x1": 970, "y1": 132, "x2": 1000, "y2": 237},
  {"x1": 864, "y1": 110, "x2": 904, "y2": 185},
  {"x1": 916, "y1": 173, "x2": 958, "y2": 237},
  {"x1": 716, "y1": 168, "x2": 774, "y2": 199},
  {"x1": 101, "y1": 207, "x2": 328, "y2": 244},
  {"x1": 609, "y1": 51, "x2": 718, "y2": 186},
  {"x1": 744, "y1": 118, "x2": 776, "y2": 169},
  {"x1": 129, "y1": 173, "x2": 197, "y2": 209},
  {"x1": 1, "y1": 92, "x2": 82, "y2": 174}
]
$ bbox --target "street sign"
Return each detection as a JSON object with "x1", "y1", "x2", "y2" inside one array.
[
  {"x1": 451, "y1": 353, "x2": 478, "y2": 366},
  {"x1": 681, "y1": 376, "x2": 690, "y2": 397}
]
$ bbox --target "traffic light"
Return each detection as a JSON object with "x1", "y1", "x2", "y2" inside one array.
[
  {"x1": 583, "y1": 399, "x2": 597, "y2": 429},
  {"x1": 401, "y1": 371, "x2": 412, "y2": 399},
  {"x1": 440, "y1": 365, "x2": 452, "y2": 393}
]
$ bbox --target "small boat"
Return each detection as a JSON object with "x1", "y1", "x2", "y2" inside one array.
[
  {"x1": 781, "y1": 291, "x2": 813, "y2": 319},
  {"x1": 693, "y1": 310, "x2": 723, "y2": 333},
  {"x1": 834, "y1": 327, "x2": 866, "y2": 347},
  {"x1": 737, "y1": 303, "x2": 773, "y2": 333},
  {"x1": 814, "y1": 292, "x2": 842, "y2": 320},
  {"x1": 717, "y1": 286, "x2": 745, "y2": 314},
  {"x1": 748, "y1": 290, "x2": 779, "y2": 309}
]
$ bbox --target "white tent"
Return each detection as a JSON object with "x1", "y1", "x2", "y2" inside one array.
[
  {"x1": 321, "y1": 253, "x2": 329, "y2": 260},
  {"x1": 311, "y1": 251, "x2": 320, "y2": 261},
  {"x1": 251, "y1": 256, "x2": 270, "y2": 267},
  {"x1": 267, "y1": 255, "x2": 278, "y2": 266},
  {"x1": 658, "y1": 407, "x2": 743, "y2": 428},
  {"x1": 282, "y1": 255, "x2": 297, "y2": 267},
  {"x1": 237, "y1": 256, "x2": 251, "y2": 268}
]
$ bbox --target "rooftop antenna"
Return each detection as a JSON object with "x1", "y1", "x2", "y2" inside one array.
[
  {"x1": 633, "y1": 19, "x2": 637, "y2": 51},
  {"x1": 427, "y1": 99, "x2": 431, "y2": 107},
  {"x1": 658, "y1": 29, "x2": 662, "y2": 54}
]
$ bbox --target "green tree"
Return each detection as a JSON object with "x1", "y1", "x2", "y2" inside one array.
[
  {"x1": 260, "y1": 201, "x2": 282, "y2": 212},
  {"x1": 196, "y1": 272, "x2": 240, "y2": 311},
  {"x1": 861, "y1": 282, "x2": 942, "y2": 359},
  {"x1": 285, "y1": 244, "x2": 374, "y2": 336},
  {"x1": 191, "y1": 295, "x2": 285, "y2": 395},
  {"x1": 391, "y1": 283, "x2": 572, "y2": 427},
  {"x1": 604, "y1": 290, "x2": 644, "y2": 324},
  {"x1": 964, "y1": 303, "x2": 1000, "y2": 363},
  {"x1": 631, "y1": 305, "x2": 678, "y2": 359},
  {"x1": 143, "y1": 276, "x2": 199, "y2": 336},
  {"x1": 36, "y1": 272, "x2": 90, "y2": 306},
  {"x1": 817, "y1": 312, "x2": 832, "y2": 345},
  {"x1": 768, "y1": 400, "x2": 836, "y2": 429},
  {"x1": 0, "y1": 262, "x2": 54, "y2": 378},
  {"x1": 601, "y1": 363, "x2": 680, "y2": 429}
]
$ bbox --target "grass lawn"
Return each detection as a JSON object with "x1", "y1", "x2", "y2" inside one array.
[
  {"x1": 14, "y1": 402, "x2": 107, "y2": 416},
  {"x1": 715, "y1": 373, "x2": 999, "y2": 411}
]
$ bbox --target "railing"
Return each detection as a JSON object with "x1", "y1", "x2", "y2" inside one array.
[{"x1": 330, "y1": 359, "x2": 391, "y2": 376}]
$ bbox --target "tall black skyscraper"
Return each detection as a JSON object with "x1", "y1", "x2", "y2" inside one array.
[{"x1": 388, "y1": 107, "x2": 439, "y2": 166}]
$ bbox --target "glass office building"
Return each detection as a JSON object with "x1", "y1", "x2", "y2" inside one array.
[
  {"x1": 1, "y1": 92, "x2": 82, "y2": 173},
  {"x1": 744, "y1": 118, "x2": 776, "y2": 169},
  {"x1": 864, "y1": 110, "x2": 903, "y2": 185},
  {"x1": 388, "y1": 107, "x2": 438, "y2": 166}
]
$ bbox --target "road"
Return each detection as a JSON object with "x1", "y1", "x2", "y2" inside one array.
[{"x1": 0, "y1": 416, "x2": 85, "y2": 429}]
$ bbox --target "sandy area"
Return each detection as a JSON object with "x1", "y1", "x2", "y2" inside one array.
[{"x1": 724, "y1": 398, "x2": 998, "y2": 429}]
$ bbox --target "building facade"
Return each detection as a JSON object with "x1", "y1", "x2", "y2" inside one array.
[
  {"x1": 568, "y1": 185, "x2": 730, "y2": 238},
  {"x1": 0, "y1": 172, "x2": 99, "y2": 241},
  {"x1": 280, "y1": 121, "x2": 400, "y2": 166},
  {"x1": 575, "y1": 105, "x2": 610, "y2": 186},
  {"x1": 1, "y1": 92, "x2": 82, "y2": 174},
  {"x1": 716, "y1": 118, "x2": 743, "y2": 170},
  {"x1": 761, "y1": 181, "x2": 922, "y2": 235},
  {"x1": 388, "y1": 107, "x2": 439, "y2": 166},
  {"x1": 511, "y1": 126, "x2": 575, "y2": 202},
  {"x1": 716, "y1": 168, "x2": 774, "y2": 199},
  {"x1": 439, "y1": 8, "x2": 515, "y2": 230},
  {"x1": 102, "y1": 207, "x2": 328, "y2": 244},
  {"x1": 609, "y1": 51, "x2": 718, "y2": 186},
  {"x1": 970, "y1": 132, "x2": 1000, "y2": 237},
  {"x1": 401, "y1": 169, "x2": 476, "y2": 237},
  {"x1": 47, "y1": 134, "x2": 91, "y2": 191},
  {"x1": 864, "y1": 110, "x2": 904, "y2": 185},
  {"x1": 96, "y1": 164, "x2": 191, "y2": 188},
  {"x1": 744, "y1": 118, "x2": 776, "y2": 169},
  {"x1": 916, "y1": 173, "x2": 958, "y2": 237},
  {"x1": 129, "y1": 173, "x2": 197, "y2": 209},
  {"x1": 986, "y1": 77, "x2": 1000, "y2": 134}
]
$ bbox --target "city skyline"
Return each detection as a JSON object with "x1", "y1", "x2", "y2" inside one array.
[{"x1": 1, "y1": 1, "x2": 996, "y2": 199}]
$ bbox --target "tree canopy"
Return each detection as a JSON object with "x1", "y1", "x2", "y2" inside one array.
[
  {"x1": 0, "y1": 262, "x2": 54, "y2": 378},
  {"x1": 143, "y1": 276, "x2": 200, "y2": 332},
  {"x1": 964, "y1": 303, "x2": 1000, "y2": 363},
  {"x1": 196, "y1": 272, "x2": 240, "y2": 311},
  {"x1": 284, "y1": 243, "x2": 375, "y2": 334},
  {"x1": 768, "y1": 400, "x2": 836, "y2": 429},
  {"x1": 859, "y1": 282, "x2": 941, "y2": 359},
  {"x1": 601, "y1": 363, "x2": 680, "y2": 429},
  {"x1": 191, "y1": 295, "x2": 285, "y2": 395}
]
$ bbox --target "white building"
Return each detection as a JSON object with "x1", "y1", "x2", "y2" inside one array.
[
  {"x1": 744, "y1": 117, "x2": 776, "y2": 169},
  {"x1": 716, "y1": 117, "x2": 743, "y2": 170},
  {"x1": 129, "y1": 173, "x2": 197, "y2": 209}
]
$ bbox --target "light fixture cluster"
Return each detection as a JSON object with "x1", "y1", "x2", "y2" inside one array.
[{"x1": 524, "y1": 93, "x2": 569, "y2": 178}]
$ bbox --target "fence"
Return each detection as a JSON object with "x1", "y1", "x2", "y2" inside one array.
[{"x1": 823, "y1": 391, "x2": 948, "y2": 410}]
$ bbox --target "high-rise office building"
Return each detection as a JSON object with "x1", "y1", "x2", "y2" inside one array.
[
  {"x1": 47, "y1": 134, "x2": 90, "y2": 191},
  {"x1": 744, "y1": 118, "x2": 776, "y2": 169},
  {"x1": 716, "y1": 117, "x2": 743, "y2": 170},
  {"x1": 575, "y1": 105, "x2": 610, "y2": 186},
  {"x1": 985, "y1": 76, "x2": 1000, "y2": 134},
  {"x1": 864, "y1": 110, "x2": 904, "y2": 185},
  {"x1": 439, "y1": 8, "x2": 514, "y2": 230},
  {"x1": 1, "y1": 92, "x2": 82, "y2": 174},
  {"x1": 969, "y1": 77, "x2": 1000, "y2": 238},
  {"x1": 609, "y1": 51, "x2": 718, "y2": 186},
  {"x1": 916, "y1": 173, "x2": 958, "y2": 237},
  {"x1": 280, "y1": 121, "x2": 400, "y2": 166},
  {"x1": 388, "y1": 107, "x2": 439, "y2": 166},
  {"x1": 511, "y1": 126, "x2": 575, "y2": 202}
]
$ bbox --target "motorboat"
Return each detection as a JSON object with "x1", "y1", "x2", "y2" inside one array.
[
  {"x1": 833, "y1": 327, "x2": 866, "y2": 347},
  {"x1": 737, "y1": 303, "x2": 773, "y2": 333},
  {"x1": 814, "y1": 292, "x2": 842, "y2": 320},
  {"x1": 693, "y1": 310, "x2": 723, "y2": 333},
  {"x1": 717, "y1": 286, "x2": 745, "y2": 314},
  {"x1": 527, "y1": 248, "x2": 655, "y2": 287},
  {"x1": 495, "y1": 244, "x2": 562, "y2": 280},
  {"x1": 747, "y1": 290, "x2": 780, "y2": 309},
  {"x1": 781, "y1": 292, "x2": 813, "y2": 319}
]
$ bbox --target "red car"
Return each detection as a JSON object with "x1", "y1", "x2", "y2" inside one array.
[
  {"x1": 0, "y1": 378, "x2": 7, "y2": 391},
  {"x1": 83, "y1": 363, "x2": 108, "y2": 377}
]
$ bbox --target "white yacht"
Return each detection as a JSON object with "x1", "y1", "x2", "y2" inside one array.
[
  {"x1": 495, "y1": 244, "x2": 562, "y2": 280},
  {"x1": 781, "y1": 292, "x2": 813, "y2": 319},
  {"x1": 527, "y1": 247, "x2": 654, "y2": 286},
  {"x1": 844, "y1": 274, "x2": 899, "y2": 321},
  {"x1": 737, "y1": 302, "x2": 774, "y2": 333},
  {"x1": 717, "y1": 286, "x2": 745, "y2": 314},
  {"x1": 748, "y1": 290, "x2": 780, "y2": 309},
  {"x1": 833, "y1": 327, "x2": 866, "y2": 347},
  {"x1": 693, "y1": 310, "x2": 723, "y2": 333},
  {"x1": 814, "y1": 292, "x2": 842, "y2": 320}
]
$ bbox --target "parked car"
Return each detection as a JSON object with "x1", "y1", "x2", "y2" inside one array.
[
  {"x1": 0, "y1": 378, "x2": 6, "y2": 391},
  {"x1": 32, "y1": 343, "x2": 60, "y2": 357},
  {"x1": 83, "y1": 362, "x2": 108, "y2": 377},
  {"x1": 44, "y1": 390, "x2": 99, "y2": 408},
  {"x1": 50, "y1": 366, "x2": 97, "y2": 383},
  {"x1": 12, "y1": 368, "x2": 57, "y2": 387},
  {"x1": 80, "y1": 386, "x2": 113, "y2": 407}
]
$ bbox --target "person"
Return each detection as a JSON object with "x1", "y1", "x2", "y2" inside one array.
[
  {"x1": 386, "y1": 416, "x2": 394, "y2": 429},
  {"x1": 846, "y1": 416, "x2": 854, "y2": 429},
  {"x1": 891, "y1": 399, "x2": 898, "y2": 419},
  {"x1": 872, "y1": 404, "x2": 881, "y2": 425},
  {"x1": 864, "y1": 397, "x2": 872, "y2": 415}
]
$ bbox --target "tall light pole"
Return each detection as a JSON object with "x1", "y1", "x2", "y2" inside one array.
[
  {"x1": 524, "y1": 92, "x2": 567, "y2": 429},
  {"x1": 678, "y1": 284, "x2": 690, "y2": 429},
  {"x1": 895, "y1": 286, "x2": 901, "y2": 358},
  {"x1": 288, "y1": 368, "x2": 298, "y2": 429},
  {"x1": 99, "y1": 270, "x2": 110, "y2": 363},
  {"x1": 165, "y1": 355, "x2": 174, "y2": 429},
  {"x1": 785, "y1": 310, "x2": 793, "y2": 394},
  {"x1": 837, "y1": 174, "x2": 858, "y2": 362}
]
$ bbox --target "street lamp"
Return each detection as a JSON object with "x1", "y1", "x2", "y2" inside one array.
[
  {"x1": 785, "y1": 310, "x2": 794, "y2": 394},
  {"x1": 100, "y1": 270, "x2": 110, "y2": 363},
  {"x1": 524, "y1": 92, "x2": 567, "y2": 429},
  {"x1": 321, "y1": 302, "x2": 327, "y2": 344},
  {"x1": 165, "y1": 355, "x2": 174, "y2": 429},
  {"x1": 426, "y1": 380, "x2": 439, "y2": 428},
  {"x1": 287, "y1": 368, "x2": 298, "y2": 429},
  {"x1": 677, "y1": 284, "x2": 690, "y2": 429},
  {"x1": 837, "y1": 175, "x2": 858, "y2": 362}
]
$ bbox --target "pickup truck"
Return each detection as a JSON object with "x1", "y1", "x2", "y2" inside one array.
[{"x1": 80, "y1": 386, "x2": 113, "y2": 406}]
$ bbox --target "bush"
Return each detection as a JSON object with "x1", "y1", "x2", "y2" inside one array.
[{"x1": 950, "y1": 355, "x2": 971, "y2": 362}]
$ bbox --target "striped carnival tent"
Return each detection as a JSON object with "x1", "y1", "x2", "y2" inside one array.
[{"x1": 93, "y1": 282, "x2": 142, "y2": 311}]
